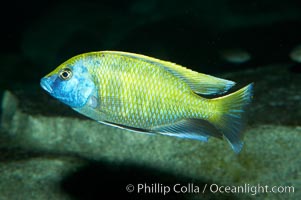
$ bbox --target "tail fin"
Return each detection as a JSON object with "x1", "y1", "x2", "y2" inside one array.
[{"x1": 210, "y1": 83, "x2": 254, "y2": 153}]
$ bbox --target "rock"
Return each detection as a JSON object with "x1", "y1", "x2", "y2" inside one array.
[
  {"x1": 290, "y1": 45, "x2": 301, "y2": 63},
  {"x1": 0, "y1": 157, "x2": 84, "y2": 200},
  {"x1": 1, "y1": 90, "x2": 18, "y2": 131},
  {"x1": 219, "y1": 48, "x2": 251, "y2": 64}
]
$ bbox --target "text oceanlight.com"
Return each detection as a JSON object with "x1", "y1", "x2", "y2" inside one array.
[{"x1": 125, "y1": 183, "x2": 295, "y2": 196}]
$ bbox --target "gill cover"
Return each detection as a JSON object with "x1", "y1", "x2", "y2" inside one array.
[{"x1": 40, "y1": 61, "x2": 95, "y2": 108}]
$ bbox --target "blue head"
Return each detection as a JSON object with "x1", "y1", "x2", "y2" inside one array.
[{"x1": 40, "y1": 57, "x2": 96, "y2": 108}]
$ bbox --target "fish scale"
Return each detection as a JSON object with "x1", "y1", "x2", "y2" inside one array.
[
  {"x1": 86, "y1": 53, "x2": 198, "y2": 128},
  {"x1": 40, "y1": 51, "x2": 253, "y2": 153}
]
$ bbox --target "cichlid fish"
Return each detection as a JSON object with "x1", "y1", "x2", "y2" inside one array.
[{"x1": 40, "y1": 51, "x2": 253, "y2": 153}]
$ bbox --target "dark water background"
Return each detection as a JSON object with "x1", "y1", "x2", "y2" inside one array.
[
  {"x1": 1, "y1": 0, "x2": 301, "y2": 90},
  {"x1": 0, "y1": 1, "x2": 300, "y2": 200}
]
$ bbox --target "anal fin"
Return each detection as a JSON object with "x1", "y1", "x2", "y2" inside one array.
[{"x1": 151, "y1": 119, "x2": 222, "y2": 142}]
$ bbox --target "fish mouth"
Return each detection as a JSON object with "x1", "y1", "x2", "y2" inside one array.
[{"x1": 40, "y1": 77, "x2": 53, "y2": 94}]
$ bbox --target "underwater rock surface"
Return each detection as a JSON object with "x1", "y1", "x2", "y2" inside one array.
[
  {"x1": 0, "y1": 65, "x2": 300, "y2": 200},
  {"x1": 0, "y1": 157, "x2": 83, "y2": 200}
]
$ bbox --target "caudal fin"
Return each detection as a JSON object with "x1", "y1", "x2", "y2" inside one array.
[{"x1": 210, "y1": 83, "x2": 253, "y2": 153}]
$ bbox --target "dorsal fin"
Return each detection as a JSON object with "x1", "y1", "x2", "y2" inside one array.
[{"x1": 103, "y1": 51, "x2": 235, "y2": 95}]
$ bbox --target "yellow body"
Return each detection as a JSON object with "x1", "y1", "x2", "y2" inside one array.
[
  {"x1": 86, "y1": 52, "x2": 210, "y2": 128},
  {"x1": 42, "y1": 51, "x2": 253, "y2": 153}
]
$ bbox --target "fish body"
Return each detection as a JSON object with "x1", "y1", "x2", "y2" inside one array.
[{"x1": 40, "y1": 51, "x2": 253, "y2": 153}]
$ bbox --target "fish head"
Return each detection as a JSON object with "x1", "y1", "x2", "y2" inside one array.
[{"x1": 40, "y1": 58, "x2": 96, "y2": 108}]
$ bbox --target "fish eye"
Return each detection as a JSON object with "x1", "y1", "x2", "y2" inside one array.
[{"x1": 59, "y1": 68, "x2": 72, "y2": 80}]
